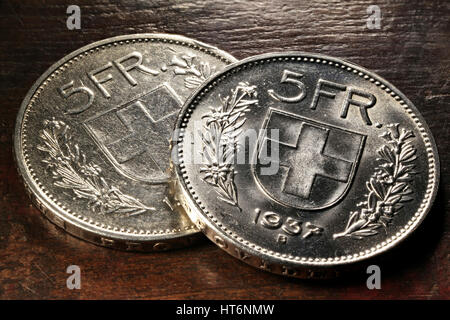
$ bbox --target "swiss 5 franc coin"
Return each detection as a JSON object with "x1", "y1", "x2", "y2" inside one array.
[
  {"x1": 14, "y1": 34, "x2": 236, "y2": 251},
  {"x1": 171, "y1": 52, "x2": 440, "y2": 276}
]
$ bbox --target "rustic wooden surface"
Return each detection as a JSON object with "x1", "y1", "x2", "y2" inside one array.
[{"x1": 0, "y1": 0, "x2": 448, "y2": 299}]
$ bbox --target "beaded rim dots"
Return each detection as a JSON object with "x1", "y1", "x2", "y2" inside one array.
[
  {"x1": 176, "y1": 54, "x2": 439, "y2": 265},
  {"x1": 20, "y1": 35, "x2": 233, "y2": 237}
]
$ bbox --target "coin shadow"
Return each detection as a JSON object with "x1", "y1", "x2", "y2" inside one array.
[{"x1": 284, "y1": 182, "x2": 446, "y2": 287}]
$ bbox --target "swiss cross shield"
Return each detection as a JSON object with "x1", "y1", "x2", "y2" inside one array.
[
  {"x1": 253, "y1": 108, "x2": 366, "y2": 210},
  {"x1": 83, "y1": 84, "x2": 181, "y2": 183}
]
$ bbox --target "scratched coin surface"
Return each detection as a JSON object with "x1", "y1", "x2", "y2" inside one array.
[
  {"x1": 14, "y1": 34, "x2": 236, "y2": 250},
  {"x1": 171, "y1": 52, "x2": 439, "y2": 276}
]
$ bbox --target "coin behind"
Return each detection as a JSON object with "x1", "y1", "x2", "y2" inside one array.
[
  {"x1": 14, "y1": 34, "x2": 236, "y2": 251},
  {"x1": 172, "y1": 52, "x2": 440, "y2": 276}
]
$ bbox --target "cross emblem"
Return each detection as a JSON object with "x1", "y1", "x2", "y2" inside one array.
[
  {"x1": 254, "y1": 109, "x2": 365, "y2": 210},
  {"x1": 83, "y1": 84, "x2": 181, "y2": 182},
  {"x1": 279, "y1": 123, "x2": 352, "y2": 199},
  {"x1": 108, "y1": 99, "x2": 171, "y2": 165}
]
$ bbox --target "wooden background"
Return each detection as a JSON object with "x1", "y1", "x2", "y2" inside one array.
[{"x1": 0, "y1": 0, "x2": 448, "y2": 299}]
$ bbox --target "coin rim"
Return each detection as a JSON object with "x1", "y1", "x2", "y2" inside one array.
[
  {"x1": 172, "y1": 52, "x2": 440, "y2": 267},
  {"x1": 14, "y1": 33, "x2": 237, "y2": 250}
]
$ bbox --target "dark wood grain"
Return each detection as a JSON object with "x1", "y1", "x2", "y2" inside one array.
[{"x1": 0, "y1": 0, "x2": 448, "y2": 299}]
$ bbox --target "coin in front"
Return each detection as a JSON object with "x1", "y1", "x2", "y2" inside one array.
[{"x1": 171, "y1": 52, "x2": 440, "y2": 276}]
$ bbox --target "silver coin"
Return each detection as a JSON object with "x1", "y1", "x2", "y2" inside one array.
[
  {"x1": 171, "y1": 52, "x2": 440, "y2": 276},
  {"x1": 14, "y1": 34, "x2": 236, "y2": 251}
]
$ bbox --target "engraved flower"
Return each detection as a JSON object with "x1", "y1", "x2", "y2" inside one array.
[
  {"x1": 375, "y1": 164, "x2": 394, "y2": 185},
  {"x1": 380, "y1": 203, "x2": 393, "y2": 215},
  {"x1": 85, "y1": 177, "x2": 113, "y2": 212},
  {"x1": 386, "y1": 123, "x2": 400, "y2": 139},
  {"x1": 383, "y1": 175, "x2": 394, "y2": 184},
  {"x1": 200, "y1": 162, "x2": 231, "y2": 185},
  {"x1": 169, "y1": 55, "x2": 189, "y2": 68},
  {"x1": 44, "y1": 118, "x2": 66, "y2": 131},
  {"x1": 169, "y1": 53, "x2": 201, "y2": 77},
  {"x1": 79, "y1": 163, "x2": 102, "y2": 176},
  {"x1": 180, "y1": 54, "x2": 195, "y2": 66},
  {"x1": 379, "y1": 130, "x2": 393, "y2": 142},
  {"x1": 203, "y1": 108, "x2": 233, "y2": 128},
  {"x1": 237, "y1": 82, "x2": 258, "y2": 99}
]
